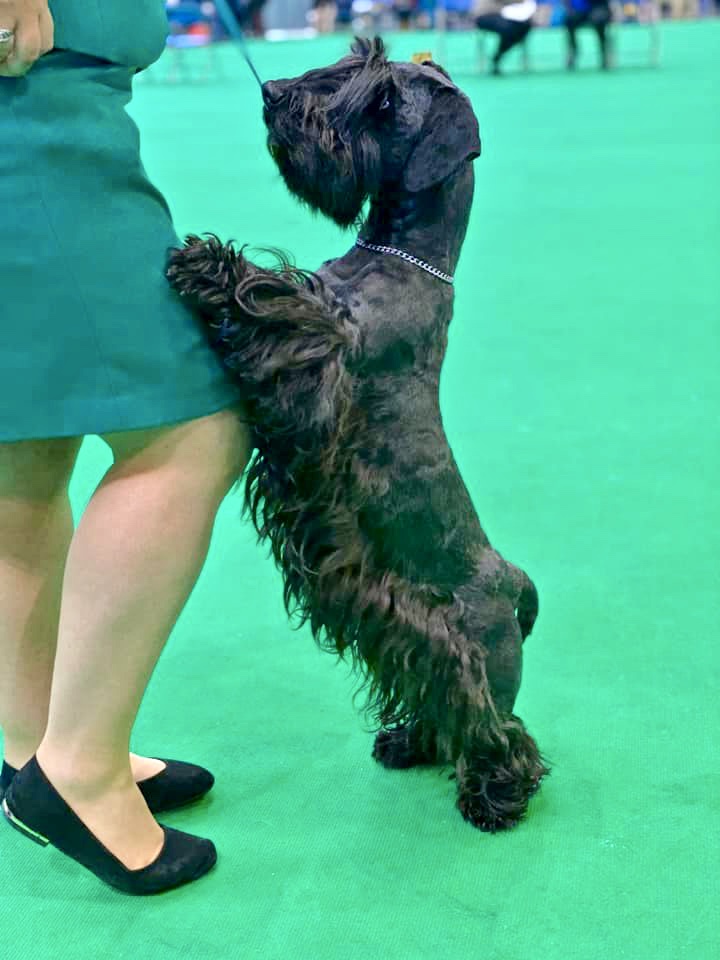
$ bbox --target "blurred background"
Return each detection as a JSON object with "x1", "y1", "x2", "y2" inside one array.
[{"x1": 162, "y1": 0, "x2": 718, "y2": 42}]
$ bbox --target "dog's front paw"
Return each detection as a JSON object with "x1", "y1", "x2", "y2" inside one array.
[
  {"x1": 166, "y1": 234, "x2": 248, "y2": 315},
  {"x1": 372, "y1": 723, "x2": 438, "y2": 769}
]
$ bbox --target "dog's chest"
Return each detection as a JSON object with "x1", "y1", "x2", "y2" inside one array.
[{"x1": 320, "y1": 263, "x2": 452, "y2": 376}]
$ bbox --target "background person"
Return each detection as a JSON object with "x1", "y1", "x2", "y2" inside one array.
[
  {"x1": 473, "y1": 0, "x2": 537, "y2": 75},
  {"x1": 563, "y1": 0, "x2": 613, "y2": 69}
]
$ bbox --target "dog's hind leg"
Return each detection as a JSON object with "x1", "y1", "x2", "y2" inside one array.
[
  {"x1": 453, "y1": 713, "x2": 549, "y2": 832},
  {"x1": 356, "y1": 439, "x2": 544, "y2": 803},
  {"x1": 372, "y1": 718, "x2": 439, "y2": 769},
  {"x1": 505, "y1": 561, "x2": 539, "y2": 641},
  {"x1": 365, "y1": 590, "x2": 548, "y2": 829},
  {"x1": 365, "y1": 560, "x2": 547, "y2": 829},
  {"x1": 447, "y1": 578, "x2": 549, "y2": 831}
]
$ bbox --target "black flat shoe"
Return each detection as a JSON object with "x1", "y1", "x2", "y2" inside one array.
[
  {"x1": 0, "y1": 760, "x2": 15, "y2": 803},
  {"x1": 133, "y1": 757, "x2": 215, "y2": 811},
  {"x1": 1, "y1": 755, "x2": 214, "y2": 813},
  {"x1": 2, "y1": 756, "x2": 217, "y2": 895}
]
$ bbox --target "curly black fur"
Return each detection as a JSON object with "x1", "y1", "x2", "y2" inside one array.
[
  {"x1": 166, "y1": 39, "x2": 549, "y2": 832},
  {"x1": 454, "y1": 717, "x2": 548, "y2": 832},
  {"x1": 372, "y1": 720, "x2": 439, "y2": 769},
  {"x1": 263, "y1": 38, "x2": 396, "y2": 227}
]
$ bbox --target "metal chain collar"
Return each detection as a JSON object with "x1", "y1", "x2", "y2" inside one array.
[{"x1": 355, "y1": 237, "x2": 454, "y2": 286}]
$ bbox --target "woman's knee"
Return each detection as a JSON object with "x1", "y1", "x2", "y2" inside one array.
[
  {"x1": 99, "y1": 404, "x2": 252, "y2": 497},
  {"x1": 0, "y1": 436, "x2": 84, "y2": 500}
]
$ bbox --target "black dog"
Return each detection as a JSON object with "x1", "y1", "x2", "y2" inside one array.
[{"x1": 167, "y1": 38, "x2": 549, "y2": 831}]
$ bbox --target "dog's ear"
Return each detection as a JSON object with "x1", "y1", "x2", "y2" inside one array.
[
  {"x1": 350, "y1": 35, "x2": 387, "y2": 61},
  {"x1": 403, "y1": 90, "x2": 481, "y2": 193}
]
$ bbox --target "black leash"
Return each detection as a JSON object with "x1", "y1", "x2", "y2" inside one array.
[{"x1": 212, "y1": 0, "x2": 264, "y2": 88}]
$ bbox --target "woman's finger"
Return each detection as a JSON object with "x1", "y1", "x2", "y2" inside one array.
[
  {"x1": 38, "y1": 4, "x2": 53, "y2": 55},
  {"x1": 0, "y1": 26, "x2": 16, "y2": 73},
  {"x1": 0, "y1": 19, "x2": 15, "y2": 64},
  {"x1": 1, "y1": 12, "x2": 42, "y2": 77}
]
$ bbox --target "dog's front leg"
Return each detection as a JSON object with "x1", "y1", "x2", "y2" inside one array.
[{"x1": 166, "y1": 234, "x2": 361, "y2": 442}]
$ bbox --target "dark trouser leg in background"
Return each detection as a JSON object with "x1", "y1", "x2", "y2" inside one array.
[
  {"x1": 496, "y1": 21, "x2": 532, "y2": 63},
  {"x1": 591, "y1": 7, "x2": 612, "y2": 68},
  {"x1": 565, "y1": 11, "x2": 587, "y2": 68},
  {"x1": 566, "y1": 8, "x2": 612, "y2": 69},
  {"x1": 476, "y1": 15, "x2": 533, "y2": 73}
]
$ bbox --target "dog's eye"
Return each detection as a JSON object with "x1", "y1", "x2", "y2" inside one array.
[{"x1": 379, "y1": 98, "x2": 390, "y2": 111}]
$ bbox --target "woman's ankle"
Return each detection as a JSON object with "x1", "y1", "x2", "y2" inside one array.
[
  {"x1": 2, "y1": 733, "x2": 44, "y2": 770},
  {"x1": 35, "y1": 739, "x2": 133, "y2": 797}
]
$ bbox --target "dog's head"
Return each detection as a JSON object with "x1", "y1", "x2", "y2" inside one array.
[{"x1": 261, "y1": 38, "x2": 481, "y2": 227}]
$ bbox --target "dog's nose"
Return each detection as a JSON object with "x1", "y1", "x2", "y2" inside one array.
[{"x1": 262, "y1": 81, "x2": 285, "y2": 107}]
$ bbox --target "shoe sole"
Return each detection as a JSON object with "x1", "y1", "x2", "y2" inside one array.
[
  {"x1": 4, "y1": 795, "x2": 217, "y2": 893},
  {"x1": 3, "y1": 796, "x2": 50, "y2": 847}
]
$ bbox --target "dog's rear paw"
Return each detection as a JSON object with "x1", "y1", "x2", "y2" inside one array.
[
  {"x1": 372, "y1": 723, "x2": 438, "y2": 769},
  {"x1": 455, "y1": 747, "x2": 548, "y2": 832},
  {"x1": 456, "y1": 777, "x2": 531, "y2": 833}
]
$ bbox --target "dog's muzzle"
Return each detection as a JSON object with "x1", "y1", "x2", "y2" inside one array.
[{"x1": 262, "y1": 81, "x2": 286, "y2": 108}]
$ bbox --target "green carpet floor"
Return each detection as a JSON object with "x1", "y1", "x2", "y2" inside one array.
[{"x1": 1, "y1": 19, "x2": 718, "y2": 959}]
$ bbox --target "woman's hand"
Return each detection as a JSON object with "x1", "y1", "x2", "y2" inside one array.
[{"x1": 0, "y1": 0, "x2": 54, "y2": 78}]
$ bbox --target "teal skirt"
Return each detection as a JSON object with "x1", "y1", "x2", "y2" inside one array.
[{"x1": 0, "y1": 50, "x2": 241, "y2": 442}]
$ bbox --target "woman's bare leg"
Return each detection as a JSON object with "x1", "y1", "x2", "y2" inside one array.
[
  {"x1": 31, "y1": 406, "x2": 250, "y2": 870},
  {"x1": 0, "y1": 437, "x2": 82, "y2": 768}
]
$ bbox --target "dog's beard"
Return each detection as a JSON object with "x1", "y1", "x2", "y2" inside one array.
[
  {"x1": 266, "y1": 115, "x2": 384, "y2": 228},
  {"x1": 269, "y1": 137, "x2": 380, "y2": 227}
]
